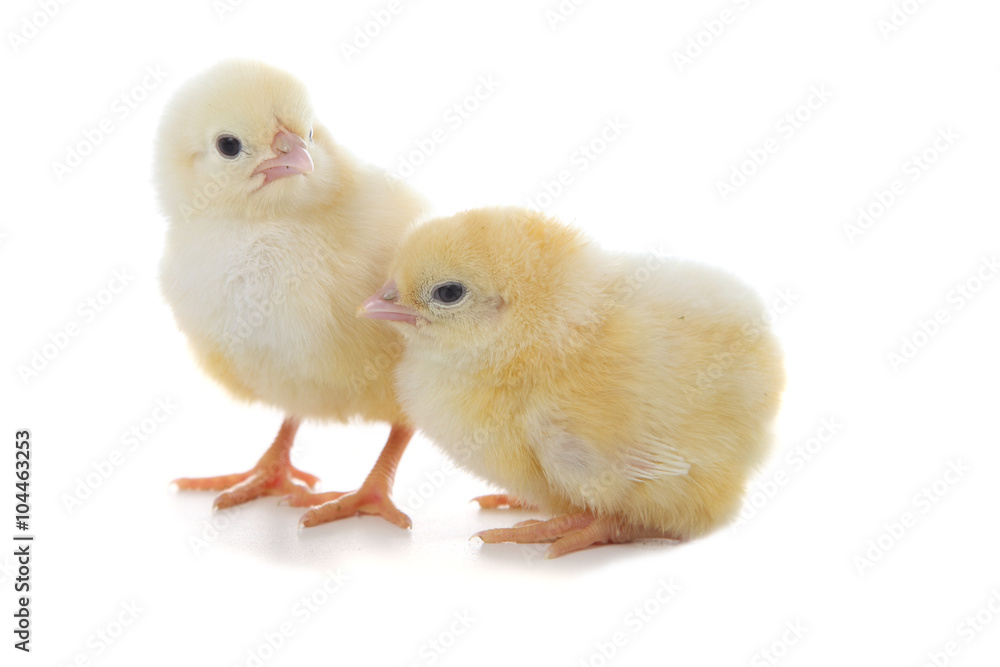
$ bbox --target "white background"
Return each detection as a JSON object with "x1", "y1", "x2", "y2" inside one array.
[{"x1": 3, "y1": 0, "x2": 999, "y2": 665}]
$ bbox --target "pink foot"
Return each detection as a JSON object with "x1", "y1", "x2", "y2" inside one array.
[
  {"x1": 473, "y1": 512, "x2": 680, "y2": 559},
  {"x1": 298, "y1": 424, "x2": 414, "y2": 530},
  {"x1": 172, "y1": 418, "x2": 318, "y2": 511},
  {"x1": 298, "y1": 485, "x2": 411, "y2": 529}
]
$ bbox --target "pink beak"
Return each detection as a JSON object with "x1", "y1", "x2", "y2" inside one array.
[
  {"x1": 357, "y1": 279, "x2": 422, "y2": 325},
  {"x1": 253, "y1": 129, "x2": 313, "y2": 184}
]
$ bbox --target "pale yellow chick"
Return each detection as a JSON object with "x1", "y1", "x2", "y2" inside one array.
[
  {"x1": 359, "y1": 207, "x2": 784, "y2": 557},
  {"x1": 156, "y1": 59, "x2": 428, "y2": 529}
]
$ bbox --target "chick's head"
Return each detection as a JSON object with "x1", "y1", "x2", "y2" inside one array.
[
  {"x1": 360, "y1": 207, "x2": 597, "y2": 355},
  {"x1": 156, "y1": 59, "x2": 336, "y2": 222}
]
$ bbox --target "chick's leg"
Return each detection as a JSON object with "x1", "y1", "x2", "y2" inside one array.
[
  {"x1": 473, "y1": 512, "x2": 679, "y2": 559},
  {"x1": 172, "y1": 417, "x2": 318, "y2": 510},
  {"x1": 297, "y1": 424, "x2": 414, "y2": 530}
]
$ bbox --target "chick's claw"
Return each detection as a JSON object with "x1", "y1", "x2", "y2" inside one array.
[
  {"x1": 172, "y1": 459, "x2": 317, "y2": 496},
  {"x1": 473, "y1": 512, "x2": 679, "y2": 559},
  {"x1": 297, "y1": 423, "x2": 413, "y2": 530},
  {"x1": 298, "y1": 486, "x2": 412, "y2": 530},
  {"x1": 210, "y1": 466, "x2": 317, "y2": 512},
  {"x1": 171, "y1": 418, "x2": 319, "y2": 511},
  {"x1": 474, "y1": 512, "x2": 594, "y2": 544}
]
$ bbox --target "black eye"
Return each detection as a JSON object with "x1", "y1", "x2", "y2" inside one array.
[
  {"x1": 308, "y1": 128, "x2": 314, "y2": 142},
  {"x1": 432, "y1": 282, "x2": 466, "y2": 305},
  {"x1": 216, "y1": 135, "x2": 242, "y2": 158}
]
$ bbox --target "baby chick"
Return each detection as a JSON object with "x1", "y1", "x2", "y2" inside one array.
[
  {"x1": 359, "y1": 207, "x2": 784, "y2": 557},
  {"x1": 156, "y1": 59, "x2": 428, "y2": 529}
]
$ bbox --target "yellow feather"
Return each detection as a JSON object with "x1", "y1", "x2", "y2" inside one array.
[
  {"x1": 385, "y1": 207, "x2": 785, "y2": 539},
  {"x1": 157, "y1": 59, "x2": 428, "y2": 425}
]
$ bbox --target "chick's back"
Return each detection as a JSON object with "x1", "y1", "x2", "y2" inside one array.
[{"x1": 535, "y1": 253, "x2": 785, "y2": 537}]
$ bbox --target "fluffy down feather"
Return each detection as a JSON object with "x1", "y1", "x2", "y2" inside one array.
[
  {"x1": 360, "y1": 206, "x2": 784, "y2": 555},
  {"x1": 157, "y1": 59, "x2": 428, "y2": 528}
]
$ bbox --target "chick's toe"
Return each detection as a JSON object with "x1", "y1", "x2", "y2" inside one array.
[{"x1": 172, "y1": 418, "x2": 319, "y2": 510}]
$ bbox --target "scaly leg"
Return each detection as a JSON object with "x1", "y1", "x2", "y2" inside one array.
[
  {"x1": 298, "y1": 424, "x2": 414, "y2": 530},
  {"x1": 473, "y1": 512, "x2": 680, "y2": 558},
  {"x1": 173, "y1": 417, "x2": 318, "y2": 511}
]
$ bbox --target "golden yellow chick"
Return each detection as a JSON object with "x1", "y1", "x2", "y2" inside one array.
[
  {"x1": 358, "y1": 207, "x2": 784, "y2": 556},
  {"x1": 156, "y1": 59, "x2": 428, "y2": 529}
]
